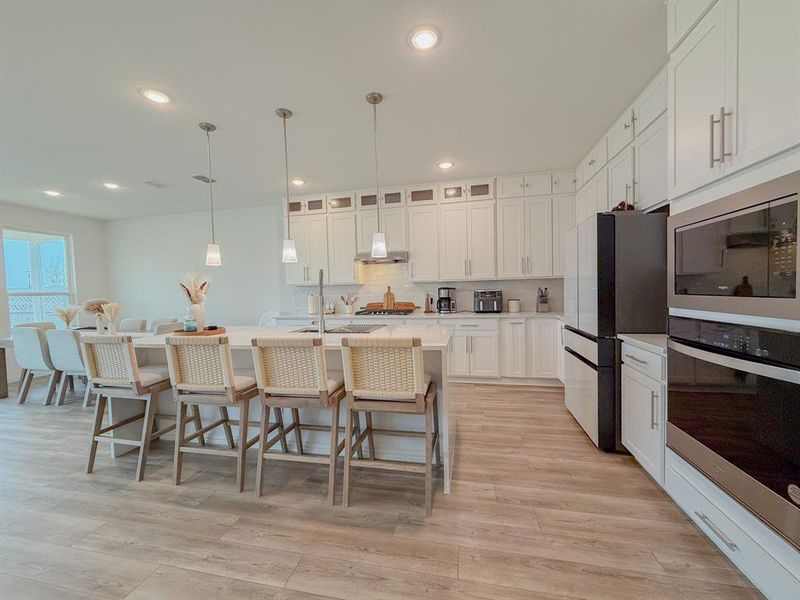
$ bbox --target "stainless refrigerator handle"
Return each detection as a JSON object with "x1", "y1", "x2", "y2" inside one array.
[
  {"x1": 668, "y1": 340, "x2": 800, "y2": 384},
  {"x1": 694, "y1": 511, "x2": 739, "y2": 552}
]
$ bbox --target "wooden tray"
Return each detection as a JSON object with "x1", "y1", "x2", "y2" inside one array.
[{"x1": 171, "y1": 327, "x2": 226, "y2": 336}]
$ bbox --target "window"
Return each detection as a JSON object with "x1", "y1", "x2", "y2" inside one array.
[{"x1": 3, "y1": 229, "x2": 75, "y2": 327}]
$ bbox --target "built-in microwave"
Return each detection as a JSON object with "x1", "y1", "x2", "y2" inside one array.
[{"x1": 668, "y1": 171, "x2": 799, "y2": 322}]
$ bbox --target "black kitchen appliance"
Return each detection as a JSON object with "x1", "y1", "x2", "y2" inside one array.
[
  {"x1": 474, "y1": 290, "x2": 502, "y2": 313},
  {"x1": 437, "y1": 287, "x2": 456, "y2": 314}
]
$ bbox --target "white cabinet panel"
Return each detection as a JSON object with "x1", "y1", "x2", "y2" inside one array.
[
  {"x1": 326, "y1": 212, "x2": 357, "y2": 284},
  {"x1": 466, "y1": 178, "x2": 495, "y2": 201},
  {"x1": 529, "y1": 318, "x2": 559, "y2": 378},
  {"x1": 590, "y1": 167, "x2": 609, "y2": 214},
  {"x1": 439, "y1": 203, "x2": 469, "y2": 280},
  {"x1": 496, "y1": 198, "x2": 527, "y2": 279},
  {"x1": 440, "y1": 181, "x2": 467, "y2": 203},
  {"x1": 526, "y1": 197, "x2": 553, "y2": 277},
  {"x1": 552, "y1": 170, "x2": 576, "y2": 194},
  {"x1": 552, "y1": 194, "x2": 576, "y2": 277},
  {"x1": 469, "y1": 331, "x2": 499, "y2": 378},
  {"x1": 557, "y1": 321, "x2": 565, "y2": 383},
  {"x1": 407, "y1": 205, "x2": 439, "y2": 282},
  {"x1": 327, "y1": 192, "x2": 355, "y2": 212},
  {"x1": 406, "y1": 183, "x2": 438, "y2": 206},
  {"x1": 633, "y1": 67, "x2": 668, "y2": 135},
  {"x1": 523, "y1": 172, "x2": 552, "y2": 196},
  {"x1": 564, "y1": 227, "x2": 579, "y2": 329},
  {"x1": 305, "y1": 215, "x2": 329, "y2": 281},
  {"x1": 667, "y1": 0, "x2": 717, "y2": 52},
  {"x1": 448, "y1": 331, "x2": 470, "y2": 377},
  {"x1": 577, "y1": 216, "x2": 598, "y2": 336},
  {"x1": 496, "y1": 175, "x2": 526, "y2": 199},
  {"x1": 608, "y1": 108, "x2": 634, "y2": 160},
  {"x1": 607, "y1": 146, "x2": 635, "y2": 210},
  {"x1": 635, "y1": 113, "x2": 668, "y2": 211},
  {"x1": 731, "y1": 0, "x2": 800, "y2": 172},
  {"x1": 356, "y1": 207, "x2": 407, "y2": 253},
  {"x1": 622, "y1": 363, "x2": 665, "y2": 484},
  {"x1": 500, "y1": 319, "x2": 527, "y2": 378},
  {"x1": 466, "y1": 201, "x2": 496, "y2": 280},
  {"x1": 381, "y1": 187, "x2": 406, "y2": 207}
]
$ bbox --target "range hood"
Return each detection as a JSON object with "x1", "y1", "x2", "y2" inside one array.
[{"x1": 354, "y1": 250, "x2": 408, "y2": 265}]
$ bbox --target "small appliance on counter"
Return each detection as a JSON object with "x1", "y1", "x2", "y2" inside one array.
[
  {"x1": 437, "y1": 287, "x2": 456, "y2": 314},
  {"x1": 474, "y1": 290, "x2": 502, "y2": 313}
]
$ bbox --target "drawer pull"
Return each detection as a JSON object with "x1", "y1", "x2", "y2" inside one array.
[
  {"x1": 460, "y1": 324, "x2": 479, "y2": 328},
  {"x1": 694, "y1": 511, "x2": 739, "y2": 552},
  {"x1": 624, "y1": 353, "x2": 647, "y2": 365}
]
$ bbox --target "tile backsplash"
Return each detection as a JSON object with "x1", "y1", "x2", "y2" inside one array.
[{"x1": 292, "y1": 263, "x2": 563, "y2": 314}]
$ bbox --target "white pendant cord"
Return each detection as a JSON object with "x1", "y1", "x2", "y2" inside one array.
[
  {"x1": 205, "y1": 129, "x2": 216, "y2": 245},
  {"x1": 282, "y1": 115, "x2": 291, "y2": 239}
]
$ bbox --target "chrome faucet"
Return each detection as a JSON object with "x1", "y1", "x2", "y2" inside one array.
[{"x1": 318, "y1": 268, "x2": 325, "y2": 335}]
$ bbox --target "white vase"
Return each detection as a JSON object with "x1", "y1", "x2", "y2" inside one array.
[
  {"x1": 191, "y1": 303, "x2": 206, "y2": 331},
  {"x1": 95, "y1": 314, "x2": 105, "y2": 333},
  {"x1": 108, "y1": 320, "x2": 117, "y2": 335}
]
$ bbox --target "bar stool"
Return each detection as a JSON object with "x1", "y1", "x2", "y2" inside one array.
[
  {"x1": 251, "y1": 337, "x2": 354, "y2": 503},
  {"x1": 340, "y1": 337, "x2": 441, "y2": 516},
  {"x1": 165, "y1": 335, "x2": 260, "y2": 492},
  {"x1": 12, "y1": 325, "x2": 59, "y2": 405},
  {"x1": 80, "y1": 335, "x2": 177, "y2": 481},
  {"x1": 47, "y1": 329, "x2": 93, "y2": 406}
]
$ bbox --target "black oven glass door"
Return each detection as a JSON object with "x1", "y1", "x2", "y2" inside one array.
[
  {"x1": 674, "y1": 196, "x2": 797, "y2": 298},
  {"x1": 668, "y1": 341, "x2": 800, "y2": 518}
]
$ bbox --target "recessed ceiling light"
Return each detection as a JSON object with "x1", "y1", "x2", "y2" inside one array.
[
  {"x1": 291, "y1": 179, "x2": 305, "y2": 186},
  {"x1": 43, "y1": 190, "x2": 62, "y2": 197},
  {"x1": 102, "y1": 182, "x2": 120, "y2": 190},
  {"x1": 409, "y1": 26, "x2": 440, "y2": 50},
  {"x1": 437, "y1": 161, "x2": 454, "y2": 169},
  {"x1": 139, "y1": 88, "x2": 172, "y2": 104}
]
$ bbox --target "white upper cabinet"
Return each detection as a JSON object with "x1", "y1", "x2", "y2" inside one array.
[
  {"x1": 667, "y1": 0, "x2": 736, "y2": 199},
  {"x1": 526, "y1": 198, "x2": 553, "y2": 277},
  {"x1": 731, "y1": 0, "x2": 800, "y2": 171},
  {"x1": 576, "y1": 169, "x2": 607, "y2": 224},
  {"x1": 406, "y1": 183, "x2": 439, "y2": 206},
  {"x1": 607, "y1": 146, "x2": 635, "y2": 210},
  {"x1": 326, "y1": 212, "x2": 357, "y2": 284},
  {"x1": 552, "y1": 194, "x2": 576, "y2": 277},
  {"x1": 285, "y1": 214, "x2": 329, "y2": 285},
  {"x1": 326, "y1": 192, "x2": 355, "y2": 213},
  {"x1": 608, "y1": 108, "x2": 635, "y2": 160},
  {"x1": 356, "y1": 190, "x2": 379, "y2": 210},
  {"x1": 552, "y1": 170, "x2": 576, "y2": 194},
  {"x1": 466, "y1": 201, "x2": 496, "y2": 279},
  {"x1": 381, "y1": 187, "x2": 406, "y2": 207},
  {"x1": 633, "y1": 67, "x2": 668, "y2": 136},
  {"x1": 523, "y1": 172, "x2": 552, "y2": 196},
  {"x1": 667, "y1": 0, "x2": 717, "y2": 52},
  {"x1": 496, "y1": 197, "x2": 552, "y2": 278},
  {"x1": 407, "y1": 205, "x2": 439, "y2": 282},
  {"x1": 440, "y1": 181, "x2": 467, "y2": 203},
  {"x1": 635, "y1": 113, "x2": 668, "y2": 211},
  {"x1": 496, "y1": 175, "x2": 526, "y2": 198},
  {"x1": 497, "y1": 173, "x2": 552, "y2": 198},
  {"x1": 466, "y1": 178, "x2": 496, "y2": 201},
  {"x1": 581, "y1": 137, "x2": 609, "y2": 183},
  {"x1": 356, "y1": 207, "x2": 407, "y2": 253},
  {"x1": 439, "y1": 200, "x2": 496, "y2": 280},
  {"x1": 285, "y1": 193, "x2": 327, "y2": 215},
  {"x1": 439, "y1": 202, "x2": 470, "y2": 280}
]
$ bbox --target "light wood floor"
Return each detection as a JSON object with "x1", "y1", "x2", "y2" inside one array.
[{"x1": 0, "y1": 379, "x2": 763, "y2": 600}]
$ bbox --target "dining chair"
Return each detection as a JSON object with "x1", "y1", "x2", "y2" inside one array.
[
  {"x1": 12, "y1": 321, "x2": 55, "y2": 392},
  {"x1": 340, "y1": 337, "x2": 440, "y2": 516},
  {"x1": 12, "y1": 325, "x2": 60, "y2": 405},
  {"x1": 251, "y1": 337, "x2": 352, "y2": 503},
  {"x1": 153, "y1": 322, "x2": 182, "y2": 335},
  {"x1": 118, "y1": 318, "x2": 147, "y2": 333},
  {"x1": 258, "y1": 311, "x2": 281, "y2": 327},
  {"x1": 47, "y1": 329, "x2": 93, "y2": 406},
  {"x1": 150, "y1": 318, "x2": 178, "y2": 333},
  {"x1": 165, "y1": 335, "x2": 260, "y2": 492},
  {"x1": 81, "y1": 335, "x2": 177, "y2": 481}
]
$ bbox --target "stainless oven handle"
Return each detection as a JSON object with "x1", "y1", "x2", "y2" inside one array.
[
  {"x1": 694, "y1": 511, "x2": 739, "y2": 552},
  {"x1": 668, "y1": 340, "x2": 800, "y2": 385}
]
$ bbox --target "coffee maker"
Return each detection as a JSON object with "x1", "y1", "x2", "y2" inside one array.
[{"x1": 437, "y1": 287, "x2": 456, "y2": 314}]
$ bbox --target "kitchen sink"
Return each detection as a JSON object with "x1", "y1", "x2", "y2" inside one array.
[{"x1": 291, "y1": 324, "x2": 385, "y2": 334}]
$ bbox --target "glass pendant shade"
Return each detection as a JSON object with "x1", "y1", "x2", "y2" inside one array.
[
  {"x1": 371, "y1": 231, "x2": 388, "y2": 258},
  {"x1": 205, "y1": 243, "x2": 222, "y2": 266},
  {"x1": 281, "y1": 238, "x2": 298, "y2": 263}
]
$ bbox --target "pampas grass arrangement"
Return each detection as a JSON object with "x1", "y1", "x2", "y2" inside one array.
[
  {"x1": 82, "y1": 298, "x2": 110, "y2": 315},
  {"x1": 53, "y1": 305, "x2": 79, "y2": 327},
  {"x1": 101, "y1": 302, "x2": 122, "y2": 322},
  {"x1": 180, "y1": 272, "x2": 211, "y2": 305}
]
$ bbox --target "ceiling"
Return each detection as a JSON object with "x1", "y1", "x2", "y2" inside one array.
[{"x1": 0, "y1": 0, "x2": 667, "y2": 221}]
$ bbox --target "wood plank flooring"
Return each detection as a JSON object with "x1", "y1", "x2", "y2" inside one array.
[{"x1": 0, "y1": 380, "x2": 762, "y2": 599}]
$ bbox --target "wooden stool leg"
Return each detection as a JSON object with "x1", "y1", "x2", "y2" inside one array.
[
  {"x1": 327, "y1": 397, "x2": 341, "y2": 505},
  {"x1": 236, "y1": 399, "x2": 250, "y2": 493},
  {"x1": 135, "y1": 394, "x2": 158, "y2": 482},
  {"x1": 255, "y1": 399, "x2": 270, "y2": 498},
  {"x1": 68, "y1": 375, "x2": 75, "y2": 392},
  {"x1": 17, "y1": 371, "x2": 33, "y2": 404},
  {"x1": 274, "y1": 407, "x2": 289, "y2": 453},
  {"x1": 56, "y1": 372, "x2": 69, "y2": 406},
  {"x1": 191, "y1": 405, "x2": 205, "y2": 446},
  {"x1": 173, "y1": 400, "x2": 187, "y2": 485},
  {"x1": 219, "y1": 406, "x2": 235, "y2": 449},
  {"x1": 44, "y1": 370, "x2": 61, "y2": 405},
  {"x1": 365, "y1": 412, "x2": 376, "y2": 460},
  {"x1": 343, "y1": 399, "x2": 354, "y2": 508},
  {"x1": 291, "y1": 407, "x2": 304, "y2": 455},
  {"x1": 87, "y1": 395, "x2": 107, "y2": 473},
  {"x1": 352, "y1": 412, "x2": 364, "y2": 459},
  {"x1": 433, "y1": 395, "x2": 442, "y2": 467},
  {"x1": 425, "y1": 399, "x2": 434, "y2": 518}
]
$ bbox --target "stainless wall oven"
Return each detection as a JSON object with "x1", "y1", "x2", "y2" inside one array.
[
  {"x1": 668, "y1": 171, "x2": 798, "y2": 321},
  {"x1": 667, "y1": 316, "x2": 800, "y2": 550}
]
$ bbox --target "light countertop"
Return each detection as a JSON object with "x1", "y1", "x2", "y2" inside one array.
[
  {"x1": 276, "y1": 311, "x2": 563, "y2": 320},
  {"x1": 618, "y1": 333, "x2": 668, "y2": 356}
]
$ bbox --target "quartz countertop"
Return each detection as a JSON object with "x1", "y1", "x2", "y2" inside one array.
[
  {"x1": 276, "y1": 311, "x2": 563, "y2": 320},
  {"x1": 618, "y1": 334, "x2": 668, "y2": 356}
]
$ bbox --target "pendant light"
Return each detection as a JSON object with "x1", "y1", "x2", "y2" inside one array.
[
  {"x1": 277, "y1": 108, "x2": 298, "y2": 263},
  {"x1": 366, "y1": 92, "x2": 387, "y2": 258},
  {"x1": 199, "y1": 122, "x2": 222, "y2": 266}
]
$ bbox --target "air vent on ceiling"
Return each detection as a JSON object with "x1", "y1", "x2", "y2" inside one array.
[
  {"x1": 192, "y1": 175, "x2": 217, "y2": 183},
  {"x1": 144, "y1": 179, "x2": 171, "y2": 189}
]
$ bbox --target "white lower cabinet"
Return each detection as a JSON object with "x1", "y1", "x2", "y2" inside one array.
[
  {"x1": 557, "y1": 320, "x2": 565, "y2": 383},
  {"x1": 528, "y1": 318, "x2": 559, "y2": 378},
  {"x1": 621, "y1": 363, "x2": 665, "y2": 484},
  {"x1": 500, "y1": 319, "x2": 527, "y2": 377},
  {"x1": 447, "y1": 320, "x2": 499, "y2": 378}
]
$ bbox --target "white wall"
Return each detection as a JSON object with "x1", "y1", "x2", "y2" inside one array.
[
  {"x1": 105, "y1": 204, "x2": 295, "y2": 325},
  {"x1": 1, "y1": 201, "x2": 109, "y2": 380}
]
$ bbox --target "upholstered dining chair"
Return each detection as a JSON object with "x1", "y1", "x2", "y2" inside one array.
[
  {"x1": 12, "y1": 321, "x2": 55, "y2": 392},
  {"x1": 150, "y1": 318, "x2": 178, "y2": 333},
  {"x1": 118, "y1": 318, "x2": 147, "y2": 333},
  {"x1": 12, "y1": 325, "x2": 59, "y2": 405},
  {"x1": 258, "y1": 311, "x2": 281, "y2": 328},
  {"x1": 47, "y1": 329, "x2": 93, "y2": 406},
  {"x1": 153, "y1": 322, "x2": 182, "y2": 335}
]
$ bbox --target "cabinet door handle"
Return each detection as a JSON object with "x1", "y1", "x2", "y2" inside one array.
[
  {"x1": 624, "y1": 122, "x2": 630, "y2": 130},
  {"x1": 719, "y1": 106, "x2": 732, "y2": 164},
  {"x1": 468, "y1": 258, "x2": 472, "y2": 276},
  {"x1": 694, "y1": 512, "x2": 739, "y2": 552},
  {"x1": 464, "y1": 259, "x2": 468, "y2": 276},
  {"x1": 527, "y1": 256, "x2": 531, "y2": 274},
  {"x1": 624, "y1": 353, "x2": 647, "y2": 365},
  {"x1": 521, "y1": 256, "x2": 525, "y2": 274},
  {"x1": 624, "y1": 183, "x2": 631, "y2": 201},
  {"x1": 650, "y1": 391, "x2": 657, "y2": 430},
  {"x1": 709, "y1": 112, "x2": 723, "y2": 168}
]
